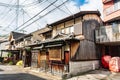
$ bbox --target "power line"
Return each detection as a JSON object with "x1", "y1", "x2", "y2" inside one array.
[
  {"x1": 0, "y1": 2, "x2": 23, "y2": 8},
  {"x1": 47, "y1": 0, "x2": 71, "y2": 15},
  {"x1": 23, "y1": 0, "x2": 48, "y2": 15},
  {"x1": 61, "y1": 0, "x2": 73, "y2": 14},
  {"x1": 22, "y1": 8, "x2": 41, "y2": 27},
  {"x1": 0, "y1": 0, "x2": 15, "y2": 19},
  {"x1": 16, "y1": 0, "x2": 19, "y2": 29},
  {"x1": 2, "y1": 17, "x2": 16, "y2": 31},
  {"x1": 19, "y1": 0, "x2": 69, "y2": 30},
  {"x1": 0, "y1": 0, "x2": 14, "y2": 15},
  {"x1": 15, "y1": 0, "x2": 58, "y2": 30}
]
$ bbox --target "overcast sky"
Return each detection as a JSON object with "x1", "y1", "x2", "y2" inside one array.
[{"x1": 0, "y1": 0, "x2": 103, "y2": 36}]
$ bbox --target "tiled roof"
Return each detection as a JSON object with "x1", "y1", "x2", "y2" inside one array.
[{"x1": 11, "y1": 31, "x2": 26, "y2": 39}]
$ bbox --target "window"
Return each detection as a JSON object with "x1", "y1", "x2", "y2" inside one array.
[
  {"x1": 70, "y1": 26, "x2": 74, "y2": 33},
  {"x1": 112, "y1": 23, "x2": 119, "y2": 33},
  {"x1": 114, "y1": 0, "x2": 120, "y2": 11},
  {"x1": 62, "y1": 26, "x2": 74, "y2": 34},
  {"x1": 65, "y1": 27, "x2": 69, "y2": 34},
  {"x1": 49, "y1": 47, "x2": 62, "y2": 61},
  {"x1": 56, "y1": 26, "x2": 74, "y2": 34},
  {"x1": 44, "y1": 31, "x2": 52, "y2": 39},
  {"x1": 100, "y1": 26, "x2": 106, "y2": 35},
  {"x1": 61, "y1": 29, "x2": 64, "y2": 33}
]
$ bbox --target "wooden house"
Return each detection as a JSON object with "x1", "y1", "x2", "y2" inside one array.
[
  {"x1": 30, "y1": 11, "x2": 102, "y2": 76},
  {"x1": 14, "y1": 27, "x2": 52, "y2": 68},
  {"x1": 27, "y1": 27, "x2": 52, "y2": 70},
  {"x1": 0, "y1": 31, "x2": 25, "y2": 63},
  {"x1": 9, "y1": 31, "x2": 25, "y2": 50},
  {"x1": 15, "y1": 34, "x2": 32, "y2": 67}
]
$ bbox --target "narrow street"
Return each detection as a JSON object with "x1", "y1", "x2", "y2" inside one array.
[
  {"x1": 0, "y1": 65, "x2": 46, "y2": 80},
  {"x1": 0, "y1": 64, "x2": 120, "y2": 80}
]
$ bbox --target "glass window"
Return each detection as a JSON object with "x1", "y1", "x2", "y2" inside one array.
[
  {"x1": 65, "y1": 27, "x2": 69, "y2": 34},
  {"x1": 114, "y1": 0, "x2": 120, "y2": 11},
  {"x1": 70, "y1": 26, "x2": 74, "y2": 33},
  {"x1": 61, "y1": 29, "x2": 65, "y2": 33},
  {"x1": 112, "y1": 23, "x2": 119, "y2": 33},
  {"x1": 100, "y1": 26, "x2": 106, "y2": 35}
]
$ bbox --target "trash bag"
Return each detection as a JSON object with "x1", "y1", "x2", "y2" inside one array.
[
  {"x1": 109, "y1": 57, "x2": 120, "y2": 72},
  {"x1": 16, "y1": 60, "x2": 23, "y2": 66},
  {"x1": 102, "y1": 55, "x2": 111, "y2": 68}
]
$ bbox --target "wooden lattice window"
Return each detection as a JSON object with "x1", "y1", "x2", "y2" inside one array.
[{"x1": 49, "y1": 47, "x2": 62, "y2": 61}]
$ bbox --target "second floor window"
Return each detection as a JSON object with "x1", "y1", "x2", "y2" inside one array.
[
  {"x1": 57, "y1": 26, "x2": 74, "y2": 34},
  {"x1": 114, "y1": 0, "x2": 120, "y2": 11},
  {"x1": 44, "y1": 31, "x2": 52, "y2": 39}
]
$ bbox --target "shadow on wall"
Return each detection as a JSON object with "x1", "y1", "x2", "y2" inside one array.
[{"x1": 0, "y1": 73, "x2": 46, "y2": 80}]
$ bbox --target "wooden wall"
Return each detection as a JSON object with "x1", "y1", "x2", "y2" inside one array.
[
  {"x1": 71, "y1": 19, "x2": 101, "y2": 61},
  {"x1": 71, "y1": 42, "x2": 80, "y2": 58},
  {"x1": 71, "y1": 40, "x2": 100, "y2": 60},
  {"x1": 48, "y1": 47, "x2": 62, "y2": 61},
  {"x1": 82, "y1": 20, "x2": 100, "y2": 41}
]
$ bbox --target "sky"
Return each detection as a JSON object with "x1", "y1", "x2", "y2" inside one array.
[{"x1": 0, "y1": 0, "x2": 103, "y2": 39}]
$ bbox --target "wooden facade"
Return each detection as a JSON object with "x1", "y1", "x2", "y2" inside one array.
[
  {"x1": 38, "y1": 11, "x2": 102, "y2": 74},
  {"x1": 26, "y1": 27, "x2": 52, "y2": 70}
]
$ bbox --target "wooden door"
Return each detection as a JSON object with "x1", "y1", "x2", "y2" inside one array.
[
  {"x1": 23, "y1": 50, "x2": 31, "y2": 67},
  {"x1": 31, "y1": 51, "x2": 38, "y2": 68},
  {"x1": 65, "y1": 51, "x2": 69, "y2": 65},
  {"x1": 39, "y1": 52, "x2": 49, "y2": 70}
]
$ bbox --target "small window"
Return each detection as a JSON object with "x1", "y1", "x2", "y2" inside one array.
[
  {"x1": 61, "y1": 29, "x2": 65, "y2": 33},
  {"x1": 70, "y1": 26, "x2": 74, "y2": 33},
  {"x1": 100, "y1": 26, "x2": 106, "y2": 35},
  {"x1": 114, "y1": 0, "x2": 120, "y2": 11},
  {"x1": 112, "y1": 23, "x2": 119, "y2": 33}
]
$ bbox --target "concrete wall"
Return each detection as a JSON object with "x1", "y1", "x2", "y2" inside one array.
[{"x1": 69, "y1": 60, "x2": 99, "y2": 75}]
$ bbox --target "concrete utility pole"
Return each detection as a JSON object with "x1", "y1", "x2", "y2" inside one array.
[{"x1": 16, "y1": 0, "x2": 19, "y2": 29}]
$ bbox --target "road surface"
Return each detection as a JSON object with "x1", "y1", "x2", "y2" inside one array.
[{"x1": 0, "y1": 65, "x2": 45, "y2": 80}]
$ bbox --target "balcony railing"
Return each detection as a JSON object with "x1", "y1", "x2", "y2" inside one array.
[
  {"x1": 104, "y1": 6, "x2": 114, "y2": 15},
  {"x1": 104, "y1": 3, "x2": 120, "y2": 16},
  {"x1": 95, "y1": 23, "x2": 120, "y2": 43}
]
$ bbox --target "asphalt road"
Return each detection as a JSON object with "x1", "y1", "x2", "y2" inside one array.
[{"x1": 0, "y1": 65, "x2": 46, "y2": 80}]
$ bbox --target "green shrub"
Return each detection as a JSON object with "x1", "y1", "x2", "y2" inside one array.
[
  {"x1": 8, "y1": 61, "x2": 13, "y2": 65},
  {"x1": 7, "y1": 52, "x2": 12, "y2": 57}
]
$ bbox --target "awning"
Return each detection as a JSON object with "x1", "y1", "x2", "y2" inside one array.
[
  {"x1": 42, "y1": 37, "x2": 80, "y2": 44},
  {"x1": 1, "y1": 50, "x2": 20, "y2": 53},
  {"x1": 45, "y1": 44, "x2": 63, "y2": 48},
  {"x1": 32, "y1": 44, "x2": 44, "y2": 50}
]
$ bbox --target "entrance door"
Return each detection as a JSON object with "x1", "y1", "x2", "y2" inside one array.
[
  {"x1": 23, "y1": 50, "x2": 31, "y2": 67},
  {"x1": 64, "y1": 51, "x2": 69, "y2": 72},
  {"x1": 31, "y1": 51, "x2": 38, "y2": 68},
  {"x1": 39, "y1": 52, "x2": 49, "y2": 71},
  {"x1": 65, "y1": 51, "x2": 69, "y2": 65}
]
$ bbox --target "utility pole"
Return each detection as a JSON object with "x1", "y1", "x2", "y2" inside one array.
[{"x1": 16, "y1": 0, "x2": 19, "y2": 29}]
